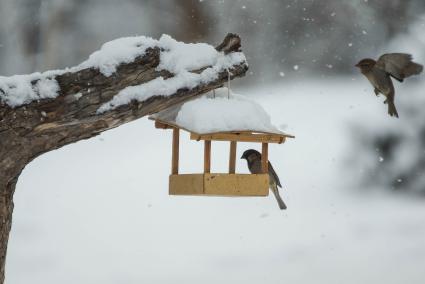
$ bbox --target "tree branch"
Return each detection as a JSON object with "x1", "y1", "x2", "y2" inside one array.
[
  {"x1": 1, "y1": 33, "x2": 247, "y2": 153},
  {"x1": 0, "y1": 33, "x2": 247, "y2": 284}
]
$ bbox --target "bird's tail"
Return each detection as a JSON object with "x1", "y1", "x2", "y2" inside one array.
[
  {"x1": 387, "y1": 99, "x2": 399, "y2": 118},
  {"x1": 271, "y1": 184, "x2": 287, "y2": 210}
]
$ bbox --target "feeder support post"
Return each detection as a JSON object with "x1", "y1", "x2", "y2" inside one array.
[
  {"x1": 172, "y1": 128, "x2": 180, "y2": 174},
  {"x1": 261, "y1": 143, "x2": 268, "y2": 174},
  {"x1": 204, "y1": 140, "x2": 211, "y2": 173},
  {"x1": 229, "y1": 141, "x2": 237, "y2": 174}
]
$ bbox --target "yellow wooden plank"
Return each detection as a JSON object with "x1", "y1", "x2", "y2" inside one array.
[
  {"x1": 204, "y1": 140, "x2": 211, "y2": 173},
  {"x1": 261, "y1": 143, "x2": 268, "y2": 174},
  {"x1": 154, "y1": 120, "x2": 171, "y2": 129},
  {"x1": 152, "y1": 118, "x2": 295, "y2": 140},
  {"x1": 201, "y1": 130, "x2": 295, "y2": 139},
  {"x1": 169, "y1": 174, "x2": 204, "y2": 195},
  {"x1": 191, "y1": 132, "x2": 285, "y2": 144},
  {"x1": 204, "y1": 173, "x2": 269, "y2": 196},
  {"x1": 152, "y1": 118, "x2": 194, "y2": 134},
  {"x1": 152, "y1": 118, "x2": 294, "y2": 141},
  {"x1": 169, "y1": 173, "x2": 269, "y2": 196},
  {"x1": 229, "y1": 141, "x2": 237, "y2": 173},
  {"x1": 171, "y1": 128, "x2": 180, "y2": 174}
]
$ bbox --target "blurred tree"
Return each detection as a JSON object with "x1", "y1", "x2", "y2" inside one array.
[
  {"x1": 140, "y1": 0, "x2": 211, "y2": 42},
  {"x1": 175, "y1": 0, "x2": 212, "y2": 41},
  {"x1": 369, "y1": 0, "x2": 413, "y2": 38},
  {"x1": 0, "y1": 0, "x2": 424, "y2": 79},
  {"x1": 20, "y1": 0, "x2": 42, "y2": 71},
  {"x1": 38, "y1": 0, "x2": 88, "y2": 70},
  {"x1": 208, "y1": 0, "x2": 425, "y2": 81},
  {"x1": 354, "y1": 107, "x2": 425, "y2": 195}
]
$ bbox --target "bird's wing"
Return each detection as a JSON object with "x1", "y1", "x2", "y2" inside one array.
[
  {"x1": 268, "y1": 161, "x2": 282, "y2": 188},
  {"x1": 376, "y1": 53, "x2": 423, "y2": 81}
]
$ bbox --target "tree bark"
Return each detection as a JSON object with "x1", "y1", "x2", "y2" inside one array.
[{"x1": 0, "y1": 33, "x2": 247, "y2": 282}]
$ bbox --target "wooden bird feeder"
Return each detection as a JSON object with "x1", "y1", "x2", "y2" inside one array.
[
  {"x1": 149, "y1": 88, "x2": 294, "y2": 197},
  {"x1": 151, "y1": 119, "x2": 294, "y2": 196}
]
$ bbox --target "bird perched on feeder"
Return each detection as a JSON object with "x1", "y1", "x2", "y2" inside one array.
[
  {"x1": 355, "y1": 53, "x2": 423, "y2": 118},
  {"x1": 241, "y1": 149, "x2": 286, "y2": 210}
]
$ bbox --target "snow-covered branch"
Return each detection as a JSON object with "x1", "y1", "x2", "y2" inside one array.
[
  {"x1": 0, "y1": 33, "x2": 247, "y2": 284},
  {"x1": 0, "y1": 33, "x2": 247, "y2": 148}
]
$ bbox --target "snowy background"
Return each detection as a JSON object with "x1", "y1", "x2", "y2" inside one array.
[{"x1": 1, "y1": 0, "x2": 425, "y2": 283}]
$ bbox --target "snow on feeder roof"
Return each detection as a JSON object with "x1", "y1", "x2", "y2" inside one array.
[
  {"x1": 150, "y1": 87, "x2": 294, "y2": 197},
  {"x1": 150, "y1": 87, "x2": 294, "y2": 143}
]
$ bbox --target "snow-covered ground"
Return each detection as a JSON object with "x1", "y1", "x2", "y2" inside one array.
[{"x1": 7, "y1": 78, "x2": 425, "y2": 284}]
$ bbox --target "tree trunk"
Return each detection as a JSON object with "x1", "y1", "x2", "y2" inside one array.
[
  {"x1": 0, "y1": 177, "x2": 17, "y2": 284},
  {"x1": 0, "y1": 33, "x2": 247, "y2": 282}
]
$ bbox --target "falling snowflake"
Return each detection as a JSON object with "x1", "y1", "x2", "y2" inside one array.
[
  {"x1": 293, "y1": 65, "x2": 299, "y2": 71},
  {"x1": 348, "y1": 43, "x2": 353, "y2": 47},
  {"x1": 279, "y1": 71, "x2": 285, "y2": 77},
  {"x1": 260, "y1": 213, "x2": 269, "y2": 218},
  {"x1": 379, "y1": 156, "x2": 384, "y2": 162}
]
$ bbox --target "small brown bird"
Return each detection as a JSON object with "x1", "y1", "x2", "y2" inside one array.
[
  {"x1": 241, "y1": 149, "x2": 286, "y2": 210},
  {"x1": 355, "y1": 53, "x2": 423, "y2": 118}
]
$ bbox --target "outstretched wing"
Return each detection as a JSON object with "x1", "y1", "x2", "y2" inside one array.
[
  {"x1": 376, "y1": 53, "x2": 423, "y2": 82},
  {"x1": 268, "y1": 161, "x2": 282, "y2": 188}
]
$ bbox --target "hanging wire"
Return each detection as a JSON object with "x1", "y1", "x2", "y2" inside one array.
[
  {"x1": 227, "y1": 69, "x2": 231, "y2": 99},
  {"x1": 213, "y1": 89, "x2": 216, "y2": 98}
]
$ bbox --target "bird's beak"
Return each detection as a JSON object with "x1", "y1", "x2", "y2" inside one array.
[{"x1": 354, "y1": 63, "x2": 360, "y2": 67}]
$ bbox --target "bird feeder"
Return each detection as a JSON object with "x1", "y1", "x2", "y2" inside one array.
[{"x1": 149, "y1": 88, "x2": 294, "y2": 197}]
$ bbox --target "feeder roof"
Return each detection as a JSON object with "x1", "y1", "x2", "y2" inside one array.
[{"x1": 149, "y1": 87, "x2": 294, "y2": 139}]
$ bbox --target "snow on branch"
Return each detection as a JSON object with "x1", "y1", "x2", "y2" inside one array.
[
  {"x1": 0, "y1": 33, "x2": 247, "y2": 154},
  {"x1": 0, "y1": 34, "x2": 246, "y2": 110},
  {"x1": 97, "y1": 34, "x2": 246, "y2": 113}
]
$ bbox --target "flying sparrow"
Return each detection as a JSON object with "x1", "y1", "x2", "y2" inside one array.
[{"x1": 355, "y1": 53, "x2": 423, "y2": 118}]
